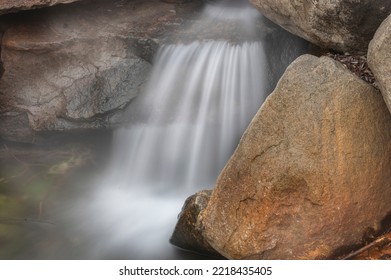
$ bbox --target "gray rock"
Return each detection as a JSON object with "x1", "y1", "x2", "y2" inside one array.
[
  {"x1": 250, "y1": 0, "x2": 391, "y2": 53},
  {"x1": 368, "y1": 14, "x2": 391, "y2": 114},
  {"x1": 0, "y1": 0, "x2": 82, "y2": 15},
  {"x1": 0, "y1": 0, "x2": 204, "y2": 142},
  {"x1": 200, "y1": 55, "x2": 391, "y2": 259}
]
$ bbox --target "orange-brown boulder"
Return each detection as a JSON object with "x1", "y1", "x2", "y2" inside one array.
[{"x1": 200, "y1": 55, "x2": 391, "y2": 259}]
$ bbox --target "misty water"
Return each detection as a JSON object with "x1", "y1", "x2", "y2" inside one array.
[{"x1": 0, "y1": 0, "x2": 307, "y2": 259}]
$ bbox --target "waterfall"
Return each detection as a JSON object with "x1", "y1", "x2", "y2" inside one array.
[
  {"x1": 72, "y1": 0, "x2": 307, "y2": 259},
  {"x1": 108, "y1": 41, "x2": 266, "y2": 190}
]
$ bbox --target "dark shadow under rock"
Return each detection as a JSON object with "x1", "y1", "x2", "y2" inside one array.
[{"x1": 170, "y1": 190, "x2": 222, "y2": 258}]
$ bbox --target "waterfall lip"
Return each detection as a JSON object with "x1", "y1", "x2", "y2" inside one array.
[
  {"x1": 160, "y1": 39, "x2": 264, "y2": 48},
  {"x1": 206, "y1": 0, "x2": 251, "y2": 7},
  {"x1": 203, "y1": 2, "x2": 261, "y2": 22},
  {"x1": 160, "y1": 0, "x2": 265, "y2": 48}
]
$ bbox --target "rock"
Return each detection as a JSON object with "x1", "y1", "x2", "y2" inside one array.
[
  {"x1": 368, "y1": 14, "x2": 391, "y2": 114},
  {"x1": 261, "y1": 16, "x2": 308, "y2": 93},
  {"x1": 170, "y1": 190, "x2": 221, "y2": 257},
  {"x1": 200, "y1": 55, "x2": 391, "y2": 259},
  {"x1": 0, "y1": 0, "x2": 204, "y2": 142},
  {"x1": 250, "y1": 0, "x2": 391, "y2": 53},
  {"x1": 162, "y1": 0, "x2": 195, "y2": 3},
  {"x1": 0, "y1": 0, "x2": 82, "y2": 15}
]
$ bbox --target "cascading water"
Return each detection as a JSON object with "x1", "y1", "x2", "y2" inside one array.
[
  {"x1": 68, "y1": 0, "x2": 307, "y2": 259},
  {"x1": 108, "y1": 41, "x2": 266, "y2": 190}
]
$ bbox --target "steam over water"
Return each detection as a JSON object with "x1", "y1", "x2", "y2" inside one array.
[{"x1": 67, "y1": 0, "x2": 307, "y2": 259}]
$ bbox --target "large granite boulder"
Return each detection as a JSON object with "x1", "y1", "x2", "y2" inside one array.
[
  {"x1": 368, "y1": 14, "x2": 391, "y2": 114},
  {"x1": 199, "y1": 55, "x2": 391, "y2": 259},
  {"x1": 0, "y1": 0, "x2": 204, "y2": 142},
  {"x1": 250, "y1": 0, "x2": 391, "y2": 53},
  {"x1": 0, "y1": 0, "x2": 82, "y2": 15}
]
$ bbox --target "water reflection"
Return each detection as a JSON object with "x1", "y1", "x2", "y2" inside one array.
[{"x1": 0, "y1": 135, "x2": 218, "y2": 259}]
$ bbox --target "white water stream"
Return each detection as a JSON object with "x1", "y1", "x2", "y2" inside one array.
[
  {"x1": 65, "y1": 0, "x2": 307, "y2": 259},
  {"x1": 108, "y1": 40, "x2": 266, "y2": 190}
]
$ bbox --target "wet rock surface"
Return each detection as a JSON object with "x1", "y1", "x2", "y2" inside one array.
[
  {"x1": 250, "y1": 0, "x2": 391, "y2": 53},
  {"x1": 200, "y1": 55, "x2": 391, "y2": 259}
]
